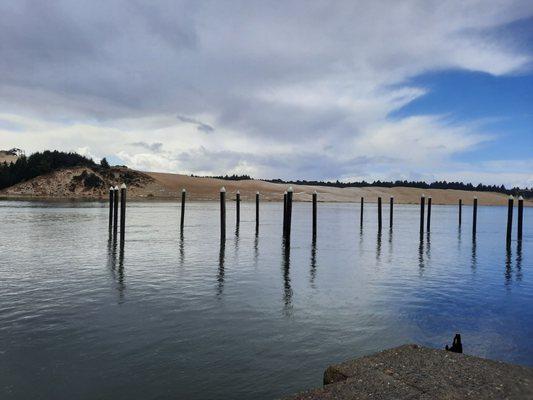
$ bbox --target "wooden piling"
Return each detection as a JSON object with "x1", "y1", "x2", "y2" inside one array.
[
  {"x1": 180, "y1": 188, "x2": 186, "y2": 232},
  {"x1": 389, "y1": 197, "x2": 394, "y2": 229},
  {"x1": 459, "y1": 199, "x2": 462, "y2": 226},
  {"x1": 420, "y1": 195, "x2": 425, "y2": 235},
  {"x1": 285, "y1": 187, "x2": 293, "y2": 239},
  {"x1": 427, "y1": 197, "x2": 432, "y2": 232},
  {"x1": 360, "y1": 197, "x2": 364, "y2": 226},
  {"x1": 119, "y1": 183, "x2": 126, "y2": 243},
  {"x1": 377, "y1": 197, "x2": 382, "y2": 232},
  {"x1": 312, "y1": 191, "x2": 317, "y2": 238},
  {"x1": 255, "y1": 191, "x2": 260, "y2": 233},
  {"x1": 109, "y1": 187, "x2": 114, "y2": 229},
  {"x1": 517, "y1": 196, "x2": 524, "y2": 241},
  {"x1": 472, "y1": 197, "x2": 478, "y2": 236},
  {"x1": 236, "y1": 190, "x2": 241, "y2": 225},
  {"x1": 113, "y1": 186, "x2": 119, "y2": 234},
  {"x1": 506, "y1": 196, "x2": 514, "y2": 246},
  {"x1": 220, "y1": 187, "x2": 226, "y2": 240},
  {"x1": 283, "y1": 191, "x2": 287, "y2": 235}
]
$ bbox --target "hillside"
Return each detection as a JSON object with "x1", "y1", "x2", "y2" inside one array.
[{"x1": 1, "y1": 166, "x2": 529, "y2": 206}]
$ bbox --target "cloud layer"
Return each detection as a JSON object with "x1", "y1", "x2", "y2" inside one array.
[{"x1": 0, "y1": 1, "x2": 532, "y2": 186}]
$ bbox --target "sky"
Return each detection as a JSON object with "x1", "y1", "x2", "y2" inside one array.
[{"x1": 0, "y1": 1, "x2": 532, "y2": 187}]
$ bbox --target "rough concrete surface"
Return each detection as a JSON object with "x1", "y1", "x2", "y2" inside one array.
[{"x1": 284, "y1": 344, "x2": 533, "y2": 399}]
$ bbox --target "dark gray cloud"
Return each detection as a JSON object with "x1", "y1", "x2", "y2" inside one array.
[{"x1": 177, "y1": 115, "x2": 214, "y2": 133}]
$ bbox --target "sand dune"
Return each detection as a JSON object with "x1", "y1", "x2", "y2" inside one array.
[
  {"x1": 146, "y1": 172, "x2": 531, "y2": 206},
  {"x1": 1, "y1": 166, "x2": 529, "y2": 206}
]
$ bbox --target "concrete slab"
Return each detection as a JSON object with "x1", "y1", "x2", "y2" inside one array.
[{"x1": 284, "y1": 344, "x2": 533, "y2": 399}]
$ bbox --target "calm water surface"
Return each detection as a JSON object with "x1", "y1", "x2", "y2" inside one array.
[{"x1": 0, "y1": 200, "x2": 531, "y2": 399}]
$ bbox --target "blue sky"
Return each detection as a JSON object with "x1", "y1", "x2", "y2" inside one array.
[
  {"x1": 393, "y1": 70, "x2": 533, "y2": 162},
  {"x1": 0, "y1": 1, "x2": 532, "y2": 187}
]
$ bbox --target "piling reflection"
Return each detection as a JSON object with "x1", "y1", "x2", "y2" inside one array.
[
  {"x1": 179, "y1": 231, "x2": 185, "y2": 267},
  {"x1": 310, "y1": 237, "x2": 317, "y2": 287},
  {"x1": 516, "y1": 242, "x2": 523, "y2": 282},
  {"x1": 505, "y1": 246, "x2": 512, "y2": 287},
  {"x1": 376, "y1": 231, "x2": 382, "y2": 262},
  {"x1": 217, "y1": 240, "x2": 225, "y2": 296},
  {"x1": 107, "y1": 233, "x2": 125, "y2": 300},
  {"x1": 471, "y1": 236, "x2": 477, "y2": 271},
  {"x1": 418, "y1": 235, "x2": 425, "y2": 274},
  {"x1": 387, "y1": 228, "x2": 393, "y2": 263},
  {"x1": 281, "y1": 239, "x2": 292, "y2": 315},
  {"x1": 425, "y1": 232, "x2": 431, "y2": 261},
  {"x1": 253, "y1": 233, "x2": 259, "y2": 267}
]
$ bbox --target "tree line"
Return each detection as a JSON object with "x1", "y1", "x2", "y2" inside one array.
[
  {"x1": 1, "y1": 150, "x2": 530, "y2": 198},
  {"x1": 0, "y1": 150, "x2": 106, "y2": 190}
]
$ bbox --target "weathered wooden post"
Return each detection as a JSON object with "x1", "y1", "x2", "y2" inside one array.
[
  {"x1": 220, "y1": 187, "x2": 226, "y2": 240},
  {"x1": 472, "y1": 197, "x2": 478, "y2": 236},
  {"x1": 459, "y1": 199, "x2": 462, "y2": 226},
  {"x1": 427, "y1": 197, "x2": 432, "y2": 232},
  {"x1": 285, "y1": 187, "x2": 293, "y2": 239},
  {"x1": 283, "y1": 191, "x2": 287, "y2": 236},
  {"x1": 236, "y1": 190, "x2": 241, "y2": 225},
  {"x1": 377, "y1": 197, "x2": 382, "y2": 232},
  {"x1": 506, "y1": 195, "x2": 514, "y2": 246},
  {"x1": 389, "y1": 196, "x2": 394, "y2": 229},
  {"x1": 119, "y1": 183, "x2": 127, "y2": 243},
  {"x1": 180, "y1": 188, "x2": 186, "y2": 232},
  {"x1": 420, "y1": 195, "x2": 425, "y2": 235},
  {"x1": 255, "y1": 191, "x2": 260, "y2": 233},
  {"x1": 312, "y1": 190, "x2": 317, "y2": 238},
  {"x1": 517, "y1": 196, "x2": 524, "y2": 241},
  {"x1": 113, "y1": 186, "x2": 119, "y2": 234},
  {"x1": 109, "y1": 187, "x2": 114, "y2": 229},
  {"x1": 360, "y1": 197, "x2": 364, "y2": 226}
]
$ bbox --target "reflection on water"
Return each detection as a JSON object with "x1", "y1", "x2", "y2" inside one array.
[
  {"x1": 471, "y1": 236, "x2": 477, "y2": 271},
  {"x1": 281, "y1": 239, "x2": 292, "y2": 315},
  {"x1": 310, "y1": 237, "x2": 317, "y2": 287},
  {"x1": 0, "y1": 200, "x2": 531, "y2": 400},
  {"x1": 217, "y1": 240, "x2": 225, "y2": 296}
]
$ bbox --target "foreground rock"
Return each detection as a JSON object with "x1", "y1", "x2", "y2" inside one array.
[{"x1": 285, "y1": 344, "x2": 533, "y2": 399}]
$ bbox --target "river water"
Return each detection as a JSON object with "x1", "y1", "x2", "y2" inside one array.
[{"x1": 0, "y1": 200, "x2": 531, "y2": 399}]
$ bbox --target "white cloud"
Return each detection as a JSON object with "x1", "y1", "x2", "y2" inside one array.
[{"x1": 0, "y1": 1, "x2": 531, "y2": 186}]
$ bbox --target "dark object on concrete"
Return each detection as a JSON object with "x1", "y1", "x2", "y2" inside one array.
[
  {"x1": 285, "y1": 344, "x2": 533, "y2": 400},
  {"x1": 445, "y1": 334, "x2": 463, "y2": 353}
]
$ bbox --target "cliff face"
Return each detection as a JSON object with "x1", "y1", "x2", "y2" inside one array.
[{"x1": 0, "y1": 166, "x2": 160, "y2": 198}]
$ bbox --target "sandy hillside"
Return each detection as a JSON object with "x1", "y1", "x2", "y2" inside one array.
[
  {"x1": 1, "y1": 167, "x2": 530, "y2": 206},
  {"x1": 146, "y1": 172, "x2": 532, "y2": 206}
]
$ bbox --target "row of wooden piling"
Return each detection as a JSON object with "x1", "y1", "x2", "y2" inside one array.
[
  {"x1": 108, "y1": 184, "x2": 127, "y2": 242},
  {"x1": 116, "y1": 187, "x2": 526, "y2": 247}
]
